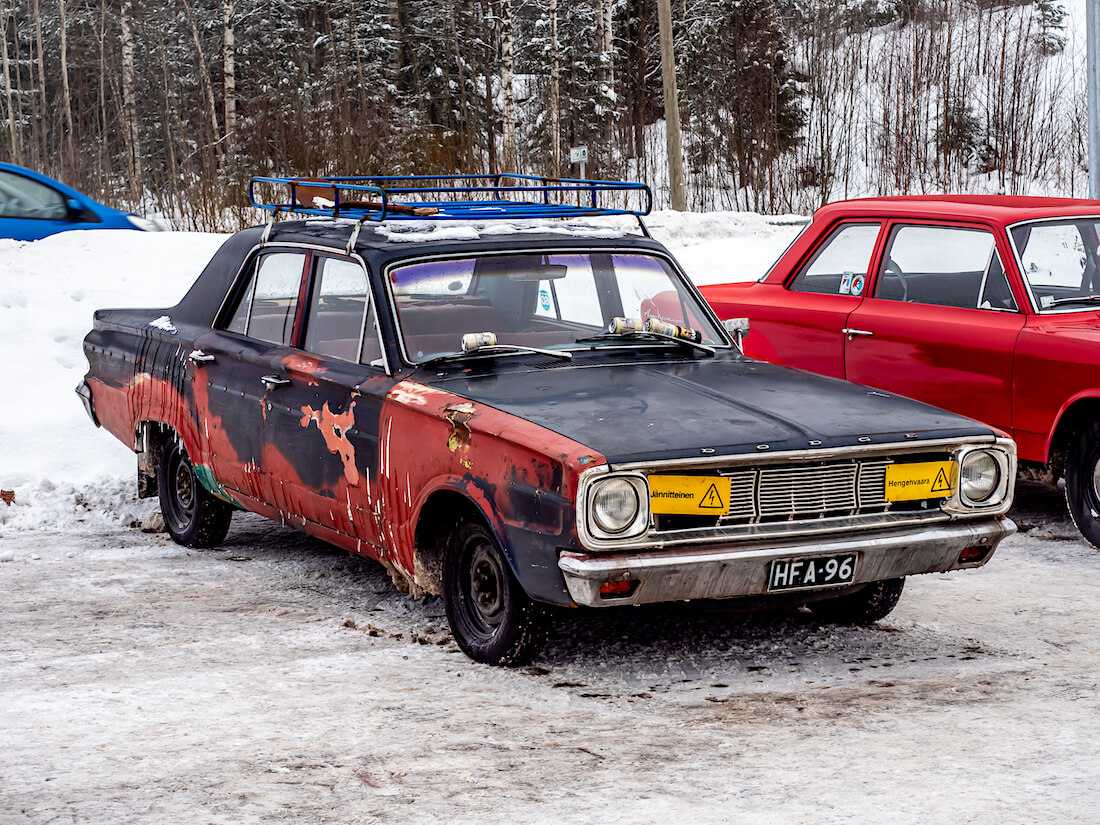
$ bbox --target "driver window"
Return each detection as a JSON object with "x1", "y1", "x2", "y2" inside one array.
[
  {"x1": 0, "y1": 170, "x2": 69, "y2": 220},
  {"x1": 789, "y1": 223, "x2": 880, "y2": 296},
  {"x1": 303, "y1": 257, "x2": 383, "y2": 366},
  {"x1": 876, "y1": 225, "x2": 1003, "y2": 309}
]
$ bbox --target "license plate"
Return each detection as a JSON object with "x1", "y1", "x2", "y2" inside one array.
[{"x1": 767, "y1": 553, "x2": 857, "y2": 592}]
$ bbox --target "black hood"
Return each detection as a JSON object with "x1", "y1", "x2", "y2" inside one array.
[{"x1": 419, "y1": 351, "x2": 992, "y2": 466}]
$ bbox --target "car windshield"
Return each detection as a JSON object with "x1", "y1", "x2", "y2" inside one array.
[
  {"x1": 1011, "y1": 218, "x2": 1100, "y2": 311},
  {"x1": 389, "y1": 251, "x2": 725, "y2": 363}
]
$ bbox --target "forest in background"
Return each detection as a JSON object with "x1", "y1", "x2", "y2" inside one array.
[{"x1": 0, "y1": 0, "x2": 1085, "y2": 229}]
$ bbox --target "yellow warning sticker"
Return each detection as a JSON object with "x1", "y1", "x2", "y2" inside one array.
[
  {"x1": 649, "y1": 475, "x2": 731, "y2": 515},
  {"x1": 884, "y1": 461, "x2": 957, "y2": 501}
]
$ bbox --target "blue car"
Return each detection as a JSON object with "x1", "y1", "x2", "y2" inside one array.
[{"x1": 0, "y1": 162, "x2": 159, "y2": 241}]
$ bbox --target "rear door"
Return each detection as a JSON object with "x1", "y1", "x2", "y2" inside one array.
[
  {"x1": 750, "y1": 221, "x2": 882, "y2": 379},
  {"x1": 844, "y1": 222, "x2": 1025, "y2": 433},
  {"x1": 192, "y1": 248, "x2": 308, "y2": 499}
]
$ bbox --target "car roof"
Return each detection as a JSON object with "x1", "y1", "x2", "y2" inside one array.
[
  {"x1": 171, "y1": 220, "x2": 673, "y2": 327},
  {"x1": 259, "y1": 219, "x2": 667, "y2": 257},
  {"x1": 814, "y1": 194, "x2": 1100, "y2": 226}
]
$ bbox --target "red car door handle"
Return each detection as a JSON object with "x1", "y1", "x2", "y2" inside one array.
[
  {"x1": 188, "y1": 349, "x2": 215, "y2": 365},
  {"x1": 842, "y1": 328, "x2": 874, "y2": 340},
  {"x1": 261, "y1": 375, "x2": 290, "y2": 390}
]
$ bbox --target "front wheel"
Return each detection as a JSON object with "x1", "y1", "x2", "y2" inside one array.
[
  {"x1": 811, "y1": 578, "x2": 905, "y2": 625},
  {"x1": 157, "y1": 437, "x2": 233, "y2": 548},
  {"x1": 442, "y1": 519, "x2": 547, "y2": 666},
  {"x1": 1065, "y1": 420, "x2": 1100, "y2": 549}
]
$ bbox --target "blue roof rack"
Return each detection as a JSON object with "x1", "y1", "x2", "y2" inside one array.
[{"x1": 248, "y1": 174, "x2": 653, "y2": 223}]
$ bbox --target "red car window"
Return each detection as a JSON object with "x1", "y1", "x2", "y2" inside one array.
[
  {"x1": 876, "y1": 224, "x2": 1011, "y2": 311},
  {"x1": 789, "y1": 223, "x2": 880, "y2": 297}
]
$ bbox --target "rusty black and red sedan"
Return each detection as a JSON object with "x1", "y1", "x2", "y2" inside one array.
[{"x1": 78, "y1": 177, "x2": 1016, "y2": 665}]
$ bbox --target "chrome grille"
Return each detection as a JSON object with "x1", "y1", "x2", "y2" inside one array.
[
  {"x1": 757, "y1": 464, "x2": 857, "y2": 517},
  {"x1": 650, "y1": 458, "x2": 900, "y2": 530}
]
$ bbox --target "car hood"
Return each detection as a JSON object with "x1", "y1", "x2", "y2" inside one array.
[{"x1": 419, "y1": 352, "x2": 991, "y2": 465}]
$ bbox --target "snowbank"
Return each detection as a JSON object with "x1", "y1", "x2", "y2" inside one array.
[{"x1": 0, "y1": 216, "x2": 802, "y2": 498}]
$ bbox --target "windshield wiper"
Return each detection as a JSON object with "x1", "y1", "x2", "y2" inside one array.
[
  {"x1": 419, "y1": 344, "x2": 573, "y2": 368},
  {"x1": 573, "y1": 317, "x2": 716, "y2": 356},
  {"x1": 1046, "y1": 294, "x2": 1100, "y2": 308}
]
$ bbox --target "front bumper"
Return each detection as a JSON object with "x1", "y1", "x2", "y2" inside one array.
[{"x1": 558, "y1": 517, "x2": 1015, "y2": 607}]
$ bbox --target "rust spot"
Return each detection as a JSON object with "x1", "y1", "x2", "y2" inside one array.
[
  {"x1": 0, "y1": 490, "x2": 13, "y2": 506},
  {"x1": 300, "y1": 401, "x2": 360, "y2": 485},
  {"x1": 445, "y1": 402, "x2": 476, "y2": 453}
]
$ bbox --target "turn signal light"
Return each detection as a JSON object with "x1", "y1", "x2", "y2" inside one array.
[
  {"x1": 599, "y1": 579, "x2": 637, "y2": 598},
  {"x1": 958, "y1": 545, "x2": 987, "y2": 563}
]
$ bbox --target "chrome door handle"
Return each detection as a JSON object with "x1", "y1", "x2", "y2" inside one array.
[
  {"x1": 260, "y1": 374, "x2": 290, "y2": 390},
  {"x1": 189, "y1": 349, "x2": 215, "y2": 364},
  {"x1": 842, "y1": 328, "x2": 874, "y2": 340}
]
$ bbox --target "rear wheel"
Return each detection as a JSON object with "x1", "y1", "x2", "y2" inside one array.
[
  {"x1": 811, "y1": 578, "x2": 905, "y2": 625},
  {"x1": 1065, "y1": 421, "x2": 1100, "y2": 549},
  {"x1": 157, "y1": 437, "x2": 233, "y2": 548},
  {"x1": 442, "y1": 519, "x2": 547, "y2": 666}
]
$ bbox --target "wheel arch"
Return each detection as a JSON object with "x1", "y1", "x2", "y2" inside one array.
[
  {"x1": 1046, "y1": 394, "x2": 1100, "y2": 481},
  {"x1": 411, "y1": 485, "x2": 506, "y2": 598}
]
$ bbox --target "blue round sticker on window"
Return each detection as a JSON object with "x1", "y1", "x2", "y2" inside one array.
[
  {"x1": 851, "y1": 274, "x2": 865, "y2": 296},
  {"x1": 540, "y1": 289, "x2": 551, "y2": 311}
]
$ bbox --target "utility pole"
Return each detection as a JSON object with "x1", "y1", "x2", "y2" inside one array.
[
  {"x1": 1089, "y1": 0, "x2": 1100, "y2": 199},
  {"x1": 656, "y1": 0, "x2": 686, "y2": 210}
]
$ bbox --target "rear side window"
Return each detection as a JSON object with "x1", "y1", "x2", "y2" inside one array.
[
  {"x1": 789, "y1": 223, "x2": 880, "y2": 296},
  {"x1": 303, "y1": 257, "x2": 383, "y2": 365},
  {"x1": 875, "y1": 225, "x2": 1008, "y2": 310},
  {"x1": 225, "y1": 252, "x2": 306, "y2": 345}
]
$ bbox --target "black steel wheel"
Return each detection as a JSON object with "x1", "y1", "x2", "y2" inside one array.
[
  {"x1": 811, "y1": 578, "x2": 905, "y2": 625},
  {"x1": 1065, "y1": 420, "x2": 1100, "y2": 549},
  {"x1": 442, "y1": 519, "x2": 547, "y2": 666},
  {"x1": 157, "y1": 436, "x2": 233, "y2": 548}
]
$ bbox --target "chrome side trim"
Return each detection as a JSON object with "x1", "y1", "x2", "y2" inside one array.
[{"x1": 559, "y1": 517, "x2": 1016, "y2": 607}]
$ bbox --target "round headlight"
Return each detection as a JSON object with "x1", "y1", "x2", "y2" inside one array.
[
  {"x1": 592, "y1": 478, "x2": 641, "y2": 534},
  {"x1": 961, "y1": 450, "x2": 1000, "y2": 503}
]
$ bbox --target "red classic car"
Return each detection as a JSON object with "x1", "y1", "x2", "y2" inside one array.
[{"x1": 702, "y1": 195, "x2": 1100, "y2": 547}]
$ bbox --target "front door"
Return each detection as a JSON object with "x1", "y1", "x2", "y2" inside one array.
[
  {"x1": 754, "y1": 221, "x2": 882, "y2": 379},
  {"x1": 261, "y1": 253, "x2": 395, "y2": 551}
]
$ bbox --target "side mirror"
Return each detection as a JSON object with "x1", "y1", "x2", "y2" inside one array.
[
  {"x1": 66, "y1": 198, "x2": 91, "y2": 221},
  {"x1": 721, "y1": 319, "x2": 748, "y2": 349},
  {"x1": 722, "y1": 317, "x2": 750, "y2": 348}
]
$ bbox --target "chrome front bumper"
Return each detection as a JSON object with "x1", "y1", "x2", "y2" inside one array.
[
  {"x1": 75, "y1": 380, "x2": 99, "y2": 427},
  {"x1": 558, "y1": 517, "x2": 1015, "y2": 608}
]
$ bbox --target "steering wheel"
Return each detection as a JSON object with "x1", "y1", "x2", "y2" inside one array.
[{"x1": 883, "y1": 257, "x2": 909, "y2": 301}]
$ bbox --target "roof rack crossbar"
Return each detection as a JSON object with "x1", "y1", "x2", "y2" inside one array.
[{"x1": 248, "y1": 174, "x2": 652, "y2": 223}]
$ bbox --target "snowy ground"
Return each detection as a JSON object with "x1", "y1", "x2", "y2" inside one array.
[{"x1": 2, "y1": 218, "x2": 1099, "y2": 823}]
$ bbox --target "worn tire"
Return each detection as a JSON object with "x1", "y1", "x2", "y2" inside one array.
[
  {"x1": 1065, "y1": 420, "x2": 1100, "y2": 550},
  {"x1": 157, "y1": 436, "x2": 233, "y2": 548},
  {"x1": 442, "y1": 519, "x2": 547, "y2": 666},
  {"x1": 811, "y1": 578, "x2": 905, "y2": 625}
]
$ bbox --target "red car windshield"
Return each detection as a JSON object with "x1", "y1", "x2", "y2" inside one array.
[
  {"x1": 1011, "y1": 218, "x2": 1100, "y2": 311},
  {"x1": 388, "y1": 251, "x2": 724, "y2": 363}
]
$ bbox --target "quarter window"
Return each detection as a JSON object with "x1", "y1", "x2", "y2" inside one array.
[
  {"x1": 225, "y1": 252, "x2": 306, "y2": 345},
  {"x1": 875, "y1": 225, "x2": 1010, "y2": 310},
  {"x1": 789, "y1": 223, "x2": 880, "y2": 296}
]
